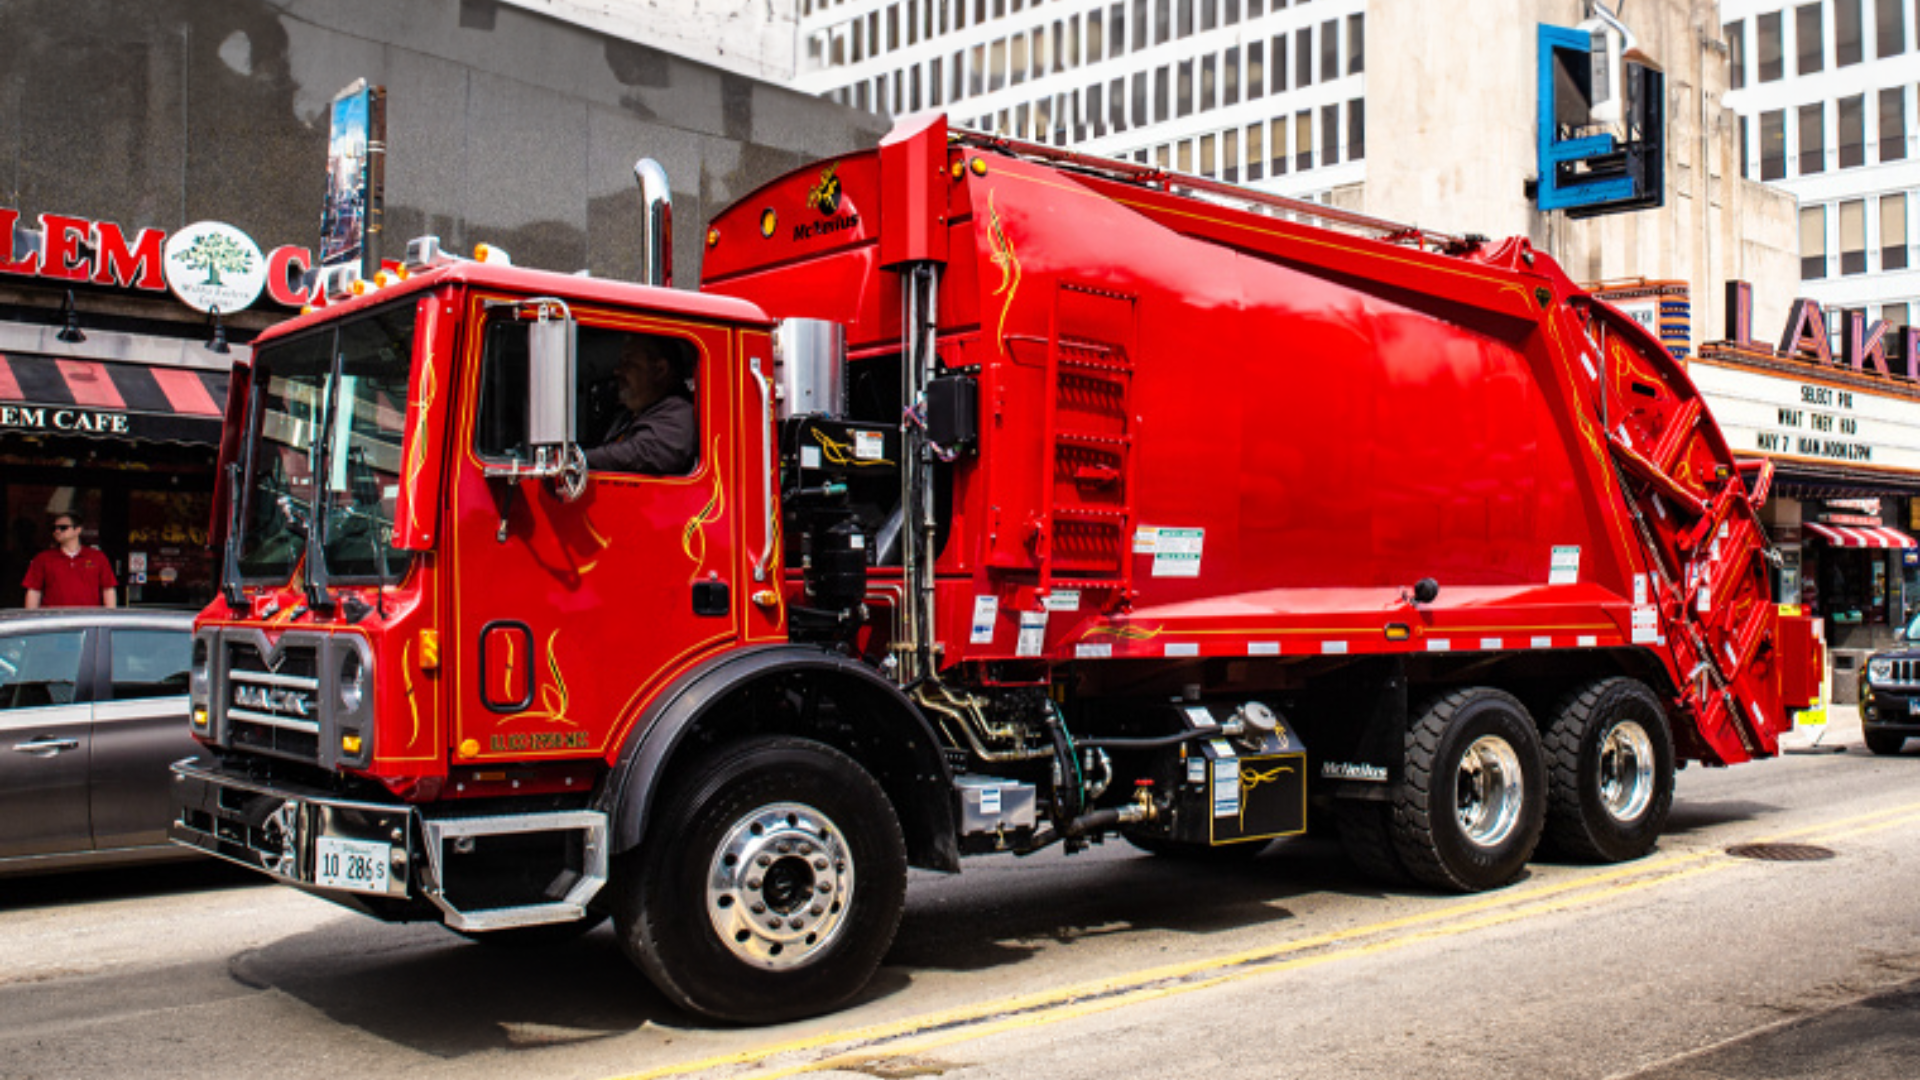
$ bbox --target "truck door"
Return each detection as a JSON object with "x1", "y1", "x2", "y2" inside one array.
[{"x1": 450, "y1": 305, "x2": 741, "y2": 764}]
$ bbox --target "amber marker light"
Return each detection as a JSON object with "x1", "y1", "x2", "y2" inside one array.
[
  {"x1": 342, "y1": 734, "x2": 363, "y2": 755},
  {"x1": 759, "y1": 208, "x2": 778, "y2": 238},
  {"x1": 706, "y1": 226, "x2": 720, "y2": 247},
  {"x1": 458, "y1": 739, "x2": 480, "y2": 759},
  {"x1": 1384, "y1": 623, "x2": 1413, "y2": 641},
  {"x1": 969, "y1": 158, "x2": 989, "y2": 176},
  {"x1": 192, "y1": 706, "x2": 208, "y2": 728}
]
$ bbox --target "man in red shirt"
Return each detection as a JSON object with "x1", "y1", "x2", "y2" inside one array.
[{"x1": 22, "y1": 512, "x2": 118, "y2": 609}]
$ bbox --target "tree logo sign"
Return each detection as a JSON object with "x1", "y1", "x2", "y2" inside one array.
[{"x1": 163, "y1": 221, "x2": 267, "y2": 314}]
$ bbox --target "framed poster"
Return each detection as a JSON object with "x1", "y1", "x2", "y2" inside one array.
[{"x1": 318, "y1": 80, "x2": 386, "y2": 281}]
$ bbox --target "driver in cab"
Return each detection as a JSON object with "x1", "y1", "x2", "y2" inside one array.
[{"x1": 586, "y1": 336, "x2": 696, "y2": 475}]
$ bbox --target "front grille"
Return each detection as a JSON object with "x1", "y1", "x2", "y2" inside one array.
[
  {"x1": 224, "y1": 641, "x2": 322, "y2": 764},
  {"x1": 1882, "y1": 659, "x2": 1920, "y2": 686}
]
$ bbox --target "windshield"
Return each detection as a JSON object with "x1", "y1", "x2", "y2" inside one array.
[{"x1": 235, "y1": 305, "x2": 416, "y2": 584}]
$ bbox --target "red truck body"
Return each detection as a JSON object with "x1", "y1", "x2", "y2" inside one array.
[{"x1": 173, "y1": 115, "x2": 1819, "y2": 1024}]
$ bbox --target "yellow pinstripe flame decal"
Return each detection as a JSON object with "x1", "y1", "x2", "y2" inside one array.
[
  {"x1": 406, "y1": 356, "x2": 437, "y2": 531},
  {"x1": 402, "y1": 638, "x2": 421, "y2": 750},
  {"x1": 500, "y1": 630, "x2": 576, "y2": 727},
  {"x1": 681, "y1": 435, "x2": 727, "y2": 572},
  {"x1": 987, "y1": 190, "x2": 1021, "y2": 348}
]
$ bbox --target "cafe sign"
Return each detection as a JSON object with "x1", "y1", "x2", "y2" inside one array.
[{"x1": 0, "y1": 207, "x2": 309, "y2": 311}]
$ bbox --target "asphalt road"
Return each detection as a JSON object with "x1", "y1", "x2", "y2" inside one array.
[{"x1": 3, "y1": 710, "x2": 1918, "y2": 1080}]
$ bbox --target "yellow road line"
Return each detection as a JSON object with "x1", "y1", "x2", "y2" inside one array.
[{"x1": 609, "y1": 801, "x2": 1920, "y2": 1080}]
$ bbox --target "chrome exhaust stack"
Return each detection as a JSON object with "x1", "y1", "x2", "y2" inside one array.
[{"x1": 633, "y1": 158, "x2": 673, "y2": 288}]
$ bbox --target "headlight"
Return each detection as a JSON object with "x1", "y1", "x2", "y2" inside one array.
[
  {"x1": 1869, "y1": 658, "x2": 1893, "y2": 683},
  {"x1": 190, "y1": 636, "x2": 211, "y2": 692},
  {"x1": 340, "y1": 651, "x2": 366, "y2": 713}
]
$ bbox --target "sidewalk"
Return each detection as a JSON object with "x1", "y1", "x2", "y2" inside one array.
[{"x1": 1777, "y1": 703, "x2": 1862, "y2": 754}]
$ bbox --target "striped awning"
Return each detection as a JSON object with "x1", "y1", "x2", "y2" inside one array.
[
  {"x1": 1802, "y1": 522, "x2": 1918, "y2": 549},
  {"x1": 0, "y1": 351, "x2": 228, "y2": 446}
]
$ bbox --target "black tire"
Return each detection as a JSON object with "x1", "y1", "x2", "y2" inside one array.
[
  {"x1": 1865, "y1": 730, "x2": 1908, "y2": 756},
  {"x1": 614, "y1": 736, "x2": 907, "y2": 1024},
  {"x1": 449, "y1": 912, "x2": 609, "y2": 948},
  {"x1": 1335, "y1": 800, "x2": 1411, "y2": 886},
  {"x1": 1392, "y1": 688, "x2": 1546, "y2": 892},
  {"x1": 1123, "y1": 833, "x2": 1270, "y2": 861},
  {"x1": 1541, "y1": 678, "x2": 1675, "y2": 863}
]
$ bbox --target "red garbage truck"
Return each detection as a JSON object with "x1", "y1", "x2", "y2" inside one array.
[{"x1": 172, "y1": 114, "x2": 1820, "y2": 1023}]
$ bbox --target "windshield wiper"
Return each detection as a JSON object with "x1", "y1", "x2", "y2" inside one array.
[{"x1": 303, "y1": 349, "x2": 343, "y2": 612}]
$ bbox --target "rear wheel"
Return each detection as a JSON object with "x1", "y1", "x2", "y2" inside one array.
[
  {"x1": 614, "y1": 736, "x2": 907, "y2": 1024},
  {"x1": 1541, "y1": 678, "x2": 1674, "y2": 863},
  {"x1": 1392, "y1": 688, "x2": 1546, "y2": 892},
  {"x1": 1865, "y1": 730, "x2": 1908, "y2": 756}
]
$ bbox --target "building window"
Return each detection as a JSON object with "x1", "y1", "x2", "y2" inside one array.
[
  {"x1": 1798, "y1": 102, "x2": 1824, "y2": 174},
  {"x1": 1297, "y1": 27, "x2": 1312, "y2": 88},
  {"x1": 1246, "y1": 121, "x2": 1264, "y2": 181},
  {"x1": 1801, "y1": 204, "x2": 1827, "y2": 279},
  {"x1": 1320, "y1": 19, "x2": 1338, "y2": 81},
  {"x1": 1885, "y1": 194, "x2": 1911, "y2": 271},
  {"x1": 1761, "y1": 109, "x2": 1787, "y2": 179},
  {"x1": 1321, "y1": 102, "x2": 1339, "y2": 164},
  {"x1": 1155, "y1": 65, "x2": 1170, "y2": 122},
  {"x1": 1202, "y1": 53, "x2": 1217, "y2": 111},
  {"x1": 1295, "y1": 108, "x2": 1312, "y2": 171},
  {"x1": 1740, "y1": 115, "x2": 1751, "y2": 177},
  {"x1": 1089, "y1": 8, "x2": 1105, "y2": 62},
  {"x1": 1836, "y1": 0, "x2": 1864, "y2": 64},
  {"x1": 1110, "y1": 77, "x2": 1127, "y2": 131},
  {"x1": 1178, "y1": 0, "x2": 1194, "y2": 38},
  {"x1": 990, "y1": 39, "x2": 1006, "y2": 91},
  {"x1": 1758, "y1": 11, "x2": 1784, "y2": 81},
  {"x1": 1348, "y1": 98, "x2": 1365, "y2": 160},
  {"x1": 1224, "y1": 48, "x2": 1240, "y2": 106},
  {"x1": 1272, "y1": 34, "x2": 1287, "y2": 92},
  {"x1": 1839, "y1": 94, "x2": 1866, "y2": 166},
  {"x1": 1726, "y1": 20, "x2": 1746, "y2": 88},
  {"x1": 1247, "y1": 41, "x2": 1264, "y2": 100},
  {"x1": 1840, "y1": 200, "x2": 1867, "y2": 274},
  {"x1": 1796, "y1": 3, "x2": 1824, "y2": 75},
  {"x1": 1199, "y1": 132, "x2": 1216, "y2": 177},
  {"x1": 1348, "y1": 13, "x2": 1364, "y2": 74},
  {"x1": 1011, "y1": 33, "x2": 1028, "y2": 86},
  {"x1": 1177, "y1": 138, "x2": 1192, "y2": 172},
  {"x1": 1883, "y1": 87, "x2": 1910, "y2": 161},
  {"x1": 1178, "y1": 59, "x2": 1193, "y2": 117},
  {"x1": 1884, "y1": 303, "x2": 1910, "y2": 332},
  {"x1": 1223, "y1": 127, "x2": 1240, "y2": 182},
  {"x1": 1132, "y1": 70, "x2": 1149, "y2": 126},
  {"x1": 1270, "y1": 115, "x2": 1288, "y2": 175},
  {"x1": 1876, "y1": 0, "x2": 1906, "y2": 56},
  {"x1": 1201, "y1": 0, "x2": 1217, "y2": 32}
]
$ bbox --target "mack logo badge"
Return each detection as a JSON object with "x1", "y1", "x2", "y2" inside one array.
[
  {"x1": 1321, "y1": 761, "x2": 1388, "y2": 782},
  {"x1": 806, "y1": 164, "x2": 842, "y2": 216},
  {"x1": 235, "y1": 685, "x2": 313, "y2": 717}
]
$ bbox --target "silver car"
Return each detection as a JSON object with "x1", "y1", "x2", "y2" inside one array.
[{"x1": 0, "y1": 608, "x2": 202, "y2": 875}]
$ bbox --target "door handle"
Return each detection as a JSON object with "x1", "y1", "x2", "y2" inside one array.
[{"x1": 11, "y1": 737, "x2": 80, "y2": 755}]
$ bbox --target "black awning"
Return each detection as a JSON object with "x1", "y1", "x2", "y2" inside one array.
[{"x1": 0, "y1": 350, "x2": 228, "y2": 447}]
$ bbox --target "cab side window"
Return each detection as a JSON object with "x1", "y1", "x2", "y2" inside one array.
[{"x1": 475, "y1": 320, "x2": 699, "y2": 476}]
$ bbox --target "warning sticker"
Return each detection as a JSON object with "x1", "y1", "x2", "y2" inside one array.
[
  {"x1": 854, "y1": 430, "x2": 885, "y2": 460},
  {"x1": 1133, "y1": 527, "x2": 1160, "y2": 554},
  {"x1": 1212, "y1": 759, "x2": 1240, "y2": 818},
  {"x1": 1075, "y1": 642, "x2": 1113, "y2": 659},
  {"x1": 1632, "y1": 605, "x2": 1661, "y2": 644},
  {"x1": 1153, "y1": 527, "x2": 1205, "y2": 578},
  {"x1": 1042, "y1": 590, "x2": 1081, "y2": 612},
  {"x1": 1550, "y1": 545, "x2": 1581, "y2": 585},
  {"x1": 969, "y1": 595, "x2": 999, "y2": 644},
  {"x1": 1017, "y1": 611, "x2": 1047, "y2": 657},
  {"x1": 1633, "y1": 573, "x2": 1648, "y2": 606}
]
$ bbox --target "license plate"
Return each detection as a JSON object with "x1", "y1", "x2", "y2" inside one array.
[{"x1": 314, "y1": 836, "x2": 392, "y2": 895}]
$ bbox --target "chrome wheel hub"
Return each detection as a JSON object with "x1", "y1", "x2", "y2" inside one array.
[
  {"x1": 1597, "y1": 720, "x2": 1655, "y2": 823},
  {"x1": 706, "y1": 802, "x2": 853, "y2": 970},
  {"x1": 1456, "y1": 735, "x2": 1524, "y2": 847}
]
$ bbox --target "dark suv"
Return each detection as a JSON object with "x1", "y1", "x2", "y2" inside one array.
[{"x1": 1859, "y1": 615, "x2": 1920, "y2": 756}]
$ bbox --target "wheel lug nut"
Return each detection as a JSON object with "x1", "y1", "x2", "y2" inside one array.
[
  {"x1": 789, "y1": 917, "x2": 805, "y2": 929},
  {"x1": 747, "y1": 878, "x2": 762, "y2": 889},
  {"x1": 750, "y1": 902, "x2": 766, "y2": 914},
  {"x1": 813, "y1": 858, "x2": 829, "y2": 870},
  {"x1": 798, "y1": 842, "x2": 813, "y2": 855},
  {"x1": 767, "y1": 918, "x2": 782, "y2": 929},
  {"x1": 816, "y1": 882, "x2": 831, "y2": 894},
  {"x1": 757, "y1": 854, "x2": 772, "y2": 867},
  {"x1": 777, "y1": 841, "x2": 792, "y2": 854},
  {"x1": 810, "y1": 905, "x2": 824, "y2": 916}
]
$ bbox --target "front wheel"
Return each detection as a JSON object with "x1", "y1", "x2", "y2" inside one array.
[
  {"x1": 1865, "y1": 730, "x2": 1908, "y2": 756},
  {"x1": 614, "y1": 736, "x2": 907, "y2": 1024},
  {"x1": 1392, "y1": 688, "x2": 1546, "y2": 892},
  {"x1": 1541, "y1": 678, "x2": 1674, "y2": 863}
]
